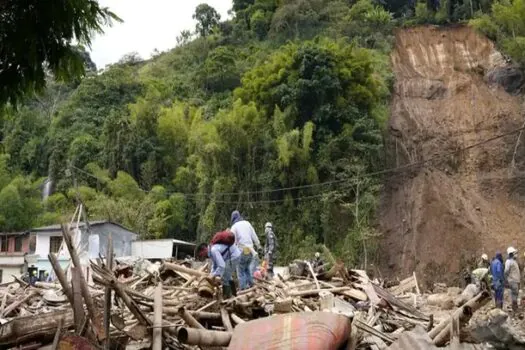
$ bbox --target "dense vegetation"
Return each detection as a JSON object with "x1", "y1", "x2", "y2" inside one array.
[{"x1": 1, "y1": 0, "x2": 525, "y2": 266}]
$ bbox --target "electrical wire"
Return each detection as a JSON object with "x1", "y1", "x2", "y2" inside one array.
[{"x1": 69, "y1": 125, "x2": 525, "y2": 205}]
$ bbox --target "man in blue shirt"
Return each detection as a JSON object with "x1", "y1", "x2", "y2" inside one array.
[
  {"x1": 490, "y1": 252, "x2": 504, "y2": 309},
  {"x1": 205, "y1": 242, "x2": 241, "y2": 298}
]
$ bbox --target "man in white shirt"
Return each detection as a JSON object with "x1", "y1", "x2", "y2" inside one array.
[
  {"x1": 505, "y1": 246, "x2": 521, "y2": 313},
  {"x1": 230, "y1": 210, "x2": 260, "y2": 289}
]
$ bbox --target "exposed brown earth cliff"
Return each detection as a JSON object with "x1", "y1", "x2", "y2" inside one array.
[{"x1": 380, "y1": 25, "x2": 525, "y2": 287}]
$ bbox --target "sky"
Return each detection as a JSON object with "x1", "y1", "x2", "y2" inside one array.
[{"x1": 90, "y1": 0, "x2": 232, "y2": 69}]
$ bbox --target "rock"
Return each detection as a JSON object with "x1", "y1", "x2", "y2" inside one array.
[
  {"x1": 427, "y1": 293, "x2": 453, "y2": 307},
  {"x1": 468, "y1": 308, "x2": 525, "y2": 348},
  {"x1": 447, "y1": 287, "x2": 462, "y2": 296},
  {"x1": 485, "y1": 66, "x2": 524, "y2": 94},
  {"x1": 454, "y1": 284, "x2": 479, "y2": 307},
  {"x1": 441, "y1": 298, "x2": 455, "y2": 310},
  {"x1": 433, "y1": 283, "x2": 448, "y2": 293}
]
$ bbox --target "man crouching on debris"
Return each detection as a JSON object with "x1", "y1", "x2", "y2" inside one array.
[{"x1": 198, "y1": 230, "x2": 241, "y2": 298}]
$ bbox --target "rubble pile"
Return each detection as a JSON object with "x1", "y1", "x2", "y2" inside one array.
[{"x1": 0, "y1": 226, "x2": 519, "y2": 349}]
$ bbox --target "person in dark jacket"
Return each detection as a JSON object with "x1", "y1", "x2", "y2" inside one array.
[{"x1": 490, "y1": 252, "x2": 504, "y2": 309}]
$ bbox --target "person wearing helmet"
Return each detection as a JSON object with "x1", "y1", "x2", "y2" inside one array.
[
  {"x1": 312, "y1": 252, "x2": 324, "y2": 273},
  {"x1": 479, "y1": 253, "x2": 490, "y2": 269},
  {"x1": 29, "y1": 270, "x2": 38, "y2": 286},
  {"x1": 263, "y1": 222, "x2": 278, "y2": 279},
  {"x1": 505, "y1": 246, "x2": 520, "y2": 312}
]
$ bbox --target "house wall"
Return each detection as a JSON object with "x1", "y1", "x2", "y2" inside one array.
[
  {"x1": 0, "y1": 267, "x2": 23, "y2": 283},
  {"x1": 0, "y1": 235, "x2": 30, "y2": 253},
  {"x1": 0, "y1": 256, "x2": 25, "y2": 283},
  {"x1": 33, "y1": 258, "x2": 70, "y2": 276},
  {"x1": 87, "y1": 224, "x2": 135, "y2": 257},
  {"x1": 6, "y1": 236, "x2": 30, "y2": 253},
  {"x1": 34, "y1": 231, "x2": 63, "y2": 257},
  {"x1": 132, "y1": 239, "x2": 173, "y2": 259},
  {"x1": 33, "y1": 223, "x2": 135, "y2": 260}
]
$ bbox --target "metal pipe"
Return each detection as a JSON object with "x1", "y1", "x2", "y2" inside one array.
[{"x1": 177, "y1": 327, "x2": 232, "y2": 346}]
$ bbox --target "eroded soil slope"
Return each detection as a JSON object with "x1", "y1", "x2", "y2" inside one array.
[{"x1": 380, "y1": 25, "x2": 525, "y2": 286}]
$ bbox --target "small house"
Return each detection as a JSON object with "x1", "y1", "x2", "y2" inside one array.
[{"x1": 27, "y1": 221, "x2": 137, "y2": 277}]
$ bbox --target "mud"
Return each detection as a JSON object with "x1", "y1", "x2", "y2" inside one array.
[{"x1": 380, "y1": 25, "x2": 525, "y2": 285}]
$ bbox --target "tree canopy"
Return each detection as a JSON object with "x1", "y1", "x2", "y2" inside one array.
[
  {"x1": 0, "y1": 0, "x2": 120, "y2": 105},
  {"x1": 2, "y1": 0, "x2": 525, "y2": 268}
]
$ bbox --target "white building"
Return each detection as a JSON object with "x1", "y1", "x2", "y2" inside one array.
[{"x1": 27, "y1": 221, "x2": 137, "y2": 276}]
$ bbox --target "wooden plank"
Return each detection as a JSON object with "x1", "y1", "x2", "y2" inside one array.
[
  {"x1": 354, "y1": 319, "x2": 395, "y2": 344},
  {"x1": 48, "y1": 253, "x2": 73, "y2": 306},
  {"x1": 288, "y1": 287, "x2": 351, "y2": 297},
  {"x1": 71, "y1": 267, "x2": 85, "y2": 333},
  {"x1": 152, "y1": 283, "x2": 162, "y2": 350},
  {"x1": 221, "y1": 308, "x2": 233, "y2": 332},
  {"x1": 372, "y1": 283, "x2": 429, "y2": 320},
  {"x1": 61, "y1": 224, "x2": 106, "y2": 341},
  {"x1": 413, "y1": 272, "x2": 421, "y2": 295},
  {"x1": 104, "y1": 233, "x2": 113, "y2": 350}
]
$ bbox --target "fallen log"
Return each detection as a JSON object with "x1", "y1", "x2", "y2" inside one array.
[
  {"x1": 190, "y1": 311, "x2": 221, "y2": 320},
  {"x1": 428, "y1": 291, "x2": 490, "y2": 340},
  {"x1": 231, "y1": 314, "x2": 245, "y2": 325},
  {"x1": 62, "y1": 224, "x2": 105, "y2": 341},
  {"x1": 1, "y1": 291, "x2": 36, "y2": 317},
  {"x1": 288, "y1": 287, "x2": 350, "y2": 297},
  {"x1": 0, "y1": 309, "x2": 74, "y2": 346},
  {"x1": 162, "y1": 262, "x2": 208, "y2": 278},
  {"x1": 152, "y1": 283, "x2": 162, "y2": 350},
  {"x1": 177, "y1": 327, "x2": 232, "y2": 347},
  {"x1": 48, "y1": 253, "x2": 73, "y2": 306},
  {"x1": 433, "y1": 306, "x2": 473, "y2": 346},
  {"x1": 178, "y1": 306, "x2": 205, "y2": 329},
  {"x1": 104, "y1": 233, "x2": 114, "y2": 350},
  {"x1": 221, "y1": 307, "x2": 233, "y2": 332}
]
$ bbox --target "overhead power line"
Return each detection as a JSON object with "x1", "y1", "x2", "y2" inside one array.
[{"x1": 69, "y1": 125, "x2": 525, "y2": 204}]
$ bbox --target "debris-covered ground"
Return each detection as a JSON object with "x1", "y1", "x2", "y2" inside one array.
[{"x1": 1, "y1": 227, "x2": 524, "y2": 349}]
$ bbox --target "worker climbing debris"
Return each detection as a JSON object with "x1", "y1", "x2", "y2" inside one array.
[
  {"x1": 264, "y1": 221, "x2": 278, "y2": 279},
  {"x1": 199, "y1": 229, "x2": 240, "y2": 298},
  {"x1": 230, "y1": 210, "x2": 260, "y2": 290}
]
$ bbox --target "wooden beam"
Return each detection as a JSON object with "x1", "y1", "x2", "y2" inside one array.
[
  {"x1": 152, "y1": 283, "x2": 163, "y2": 350},
  {"x1": 61, "y1": 224, "x2": 105, "y2": 341},
  {"x1": 104, "y1": 233, "x2": 113, "y2": 350}
]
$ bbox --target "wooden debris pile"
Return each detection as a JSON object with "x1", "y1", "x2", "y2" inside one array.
[{"x1": 0, "y1": 228, "x2": 496, "y2": 349}]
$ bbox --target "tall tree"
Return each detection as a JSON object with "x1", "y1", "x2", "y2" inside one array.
[
  {"x1": 193, "y1": 3, "x2": 221, "y2": 37},
  {"x1": 0, "y1": 0, "x2": 120, "y2": 105}
]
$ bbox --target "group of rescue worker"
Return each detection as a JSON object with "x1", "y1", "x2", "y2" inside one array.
[
  {"x1": 196, "y1": 210, "x2": 279, "y2": 298},
  {"x1": 469, "y1": 246, "x2": 522, "y2": 313},
  {"x1": 195, "y1": 210, "x2": 330, "y2": 299}
]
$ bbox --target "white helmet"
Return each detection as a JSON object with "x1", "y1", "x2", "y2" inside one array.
[
  {"x1": 507, "y1": 246, "x2": 518, "y2": 255},
  {"x1": 481, "y1": 253, "x2": 488, "y2": 261},
  {"x1": 265, "y1": 222, "x2": 272, "y2": 229},
  {"x1": 315, "y1": 252, "x2": 320, "y2": 258}
]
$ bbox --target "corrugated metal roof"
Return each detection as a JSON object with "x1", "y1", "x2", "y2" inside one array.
[
  {"x1": 30, "y1": 220, "x2": 135, "y2": 234},
  {"x1": 0, "y1": 231, "x2": 29, "y2": 236}
]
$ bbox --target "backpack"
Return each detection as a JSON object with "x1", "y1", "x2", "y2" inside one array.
[{"x1": 210, "y1": 230, "x2": 235, "y2": 247}]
